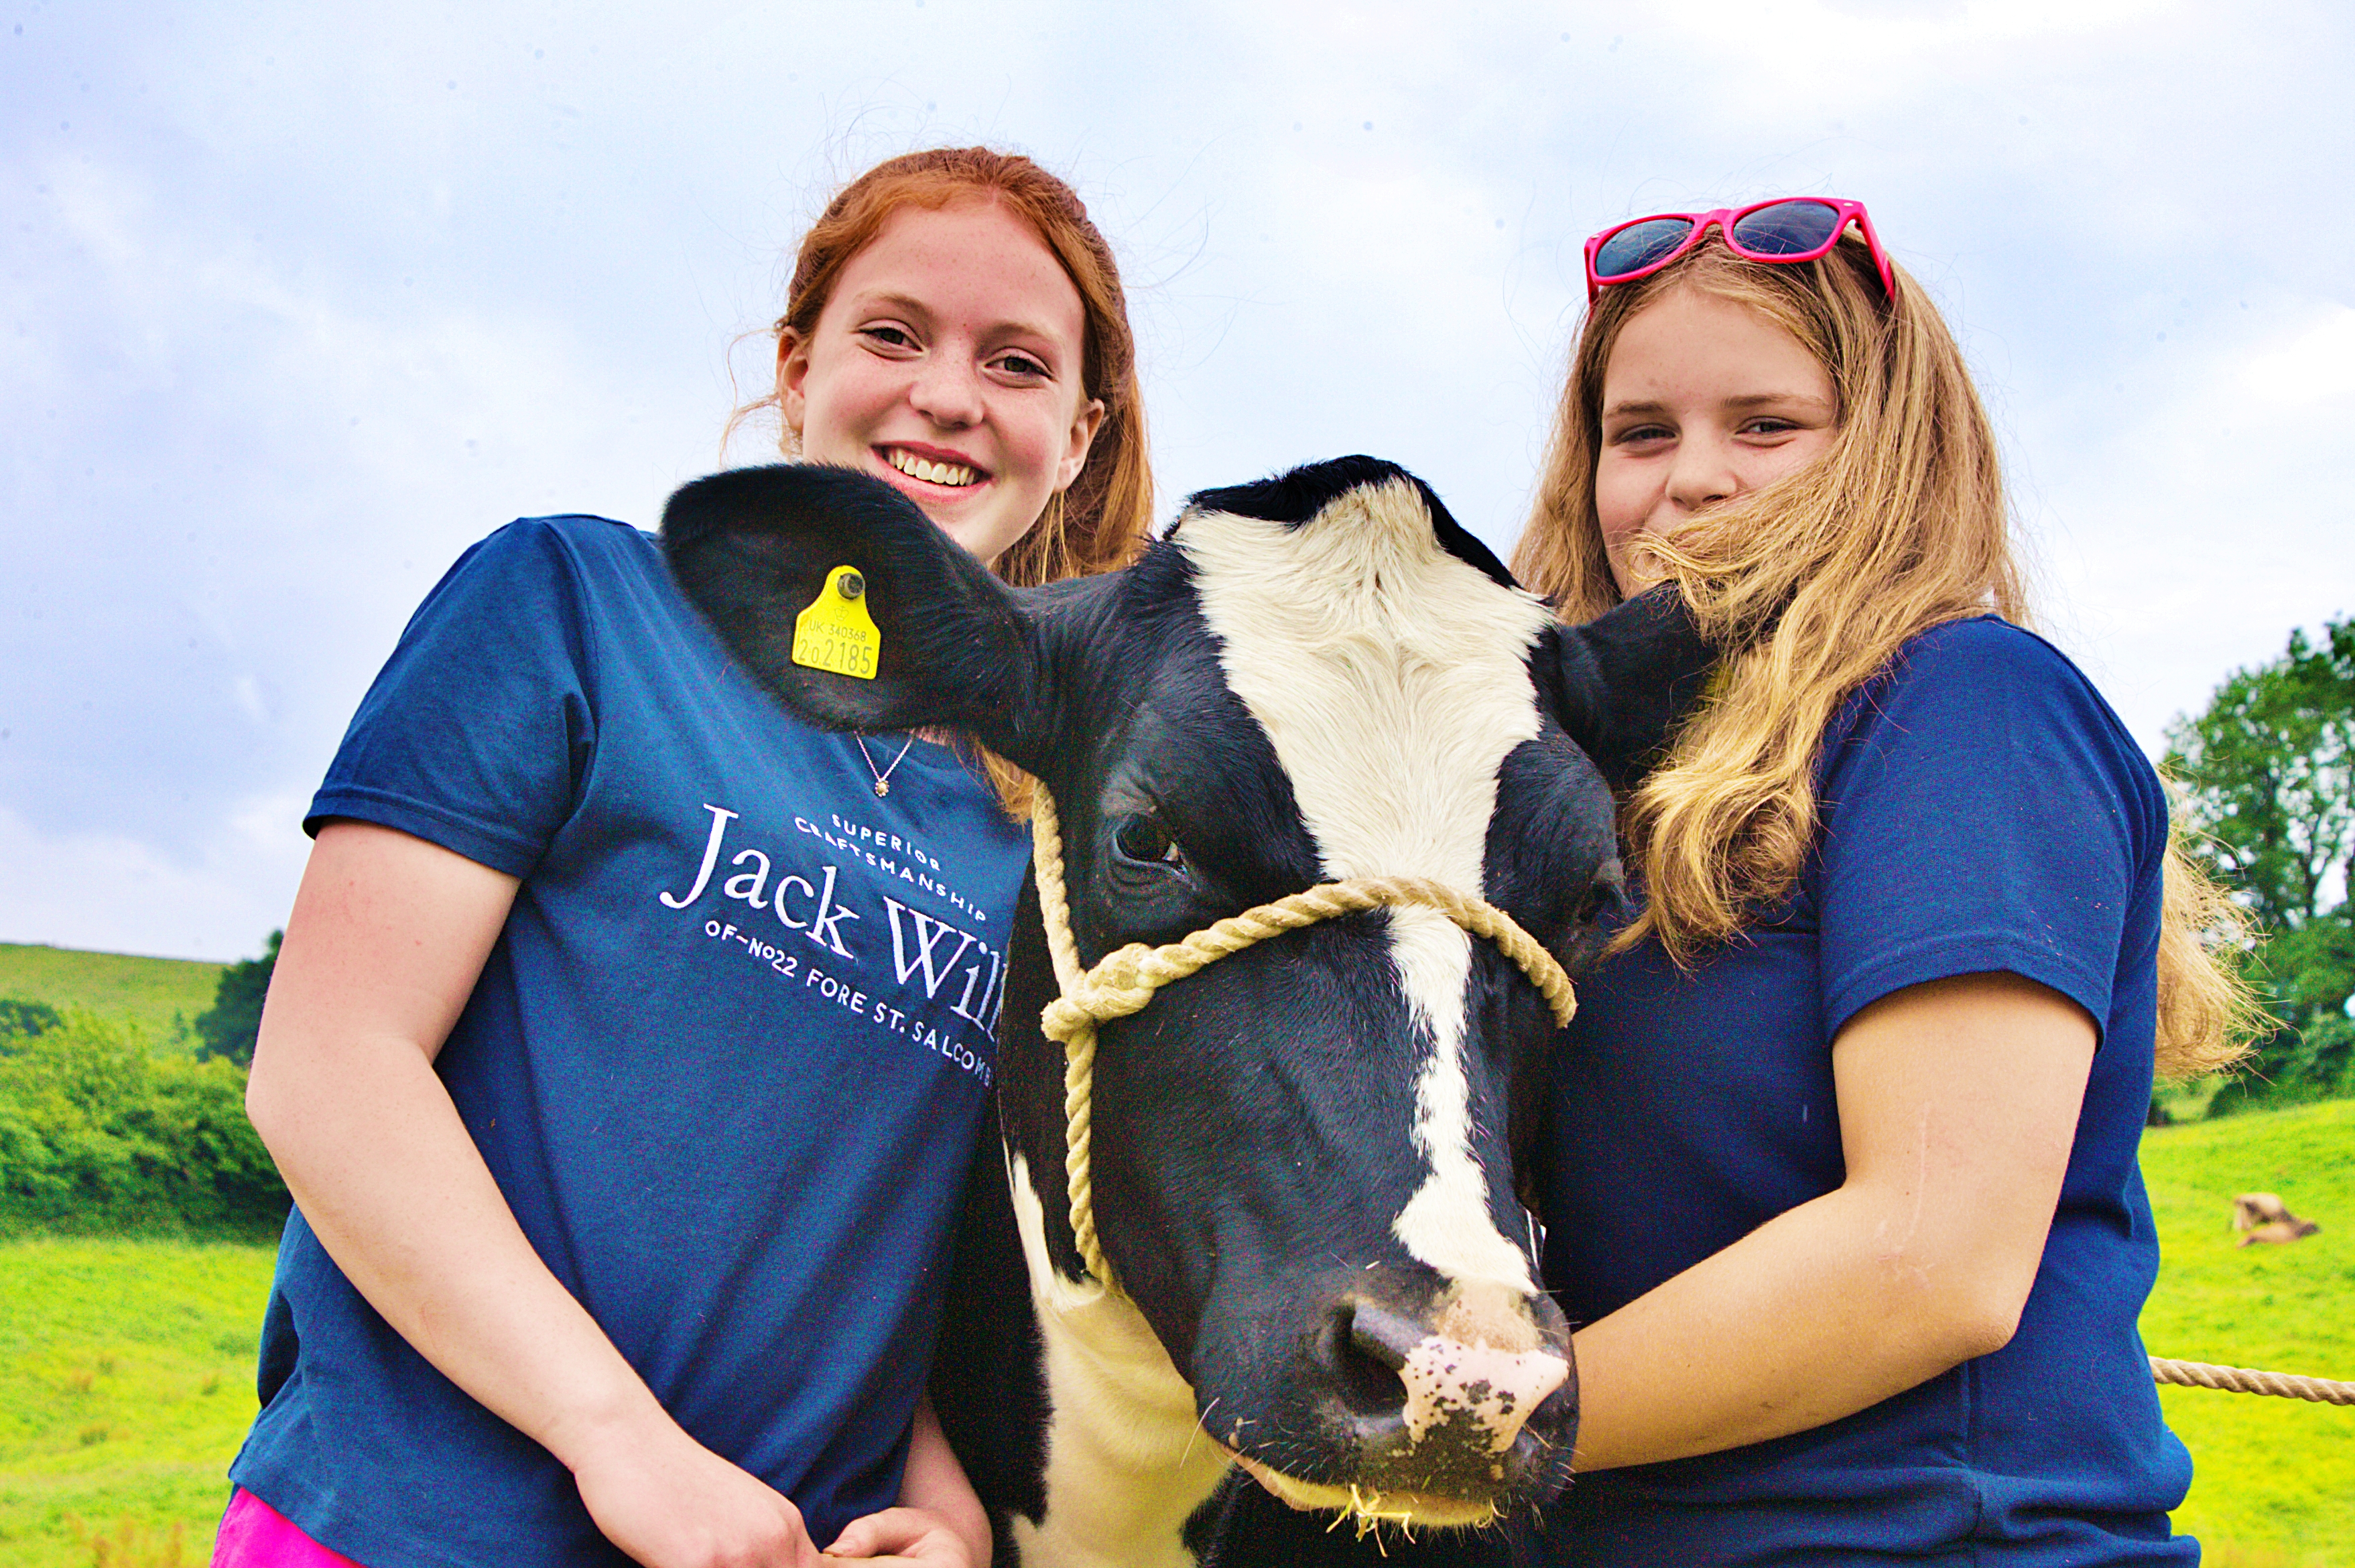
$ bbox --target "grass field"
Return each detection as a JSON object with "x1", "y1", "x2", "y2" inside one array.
[
  {"x1": 0, "y1": 944, "x2": 226, "y2": 1055},
  {"x1": 0, "y1": 1104, "x2": 2344, "y2": 1565},
  {"x1": 0, "y1": 1237, "x2": 269, "y2": 1567},
  {"x1": 2142, "y1": 1098, "x2": 2355, "y2": 1565}
]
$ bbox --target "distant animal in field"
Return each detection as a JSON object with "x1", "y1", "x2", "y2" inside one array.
[{"x1": 2231, "y1": 1191, "x2": 2320, "y2": 1246}]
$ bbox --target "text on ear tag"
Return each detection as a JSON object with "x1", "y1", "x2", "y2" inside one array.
[{"x1": 791, "y1": 566, "x2": 881, "y2": 679}]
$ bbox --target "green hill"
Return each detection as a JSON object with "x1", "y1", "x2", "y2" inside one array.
[
  {"x1": 0, "y1": 943, "x2": 225, "y2": 1053},
  {"x1": 2142, "y1": 1098, "x2": 2354, "y2": 1563}
]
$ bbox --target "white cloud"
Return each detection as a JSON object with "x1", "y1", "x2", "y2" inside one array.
[
  {"x1": 2018, "y1": 298, "x2": 2354, "y2": 748},
  {"x1": 0, "y1": 795, "x2": 309, "y2": 963},
  {"x1": 7, "y1": 0, "x2": 2354, "y2": 954},
  {"x1": 1661, "y1": 0, "x2": 2179, "y2": 60},
  {"x1": 2236, "y1": 306, "x2": 2355, "y2": 405}
]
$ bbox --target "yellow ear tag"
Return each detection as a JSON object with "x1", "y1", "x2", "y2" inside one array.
[{"x1": 791, "y1": 566, "x2": 882, "y2": 680}]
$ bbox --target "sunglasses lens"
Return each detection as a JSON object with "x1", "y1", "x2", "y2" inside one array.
[
  {"x1": 1594, "y1": 218, "x2": 1697, "y2": 280},
  {"x1": 1728, "y1": 200, "x2": 1844, "y2": 256}
]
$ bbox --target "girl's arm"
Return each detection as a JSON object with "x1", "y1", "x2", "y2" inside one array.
[
  {"x1": 821, "y1": 1398, "x2": 991, "y2": 1565},
  {"x1": 247, "y1": 820, "x2": 825, "y2": 1568},
  {"x1": 1565, "y1": 969, "x2": 2096, "y2": 1471}
]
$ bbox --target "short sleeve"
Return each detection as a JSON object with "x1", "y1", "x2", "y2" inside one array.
[
  {"x1": 307, "y1": 519, "x2": 598, "y2": 876},
  {"x1": 1813, "y1": 620, "x2": 2165, "y2": 1043}
]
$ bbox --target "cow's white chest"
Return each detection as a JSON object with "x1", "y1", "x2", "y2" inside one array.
[{"x1": 1006, "y1": 1152, "x2": 1230, "y2": 1568}]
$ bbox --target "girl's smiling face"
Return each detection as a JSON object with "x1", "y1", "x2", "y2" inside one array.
[
  {"x1": 779, "y1": 197, "x2": 1105, "y2": 568},
  {"x1": 1594, "y1": 285, "x2": 1839, "y2": 595}
]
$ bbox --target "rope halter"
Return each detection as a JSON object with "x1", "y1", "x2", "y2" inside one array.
[{"x1": 1028, "y1": 789, "x2": 1578, "y2": 1290}]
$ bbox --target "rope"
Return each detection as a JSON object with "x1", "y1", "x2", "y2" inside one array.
[
  {"x1": 2151, "y1": 1356, "x2": 2355, "y2": 1405},
  {"x1": 1030, "y1": 790, "x2": 1576, "y2": 1289}
]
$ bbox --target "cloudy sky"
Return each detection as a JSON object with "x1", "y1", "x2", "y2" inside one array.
[{"x1": 5, "y1": 0, "x2": 2350, "y2": 962}]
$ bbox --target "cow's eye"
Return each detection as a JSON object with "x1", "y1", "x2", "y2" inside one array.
[
  {"x1": 1112, "y1": 815, "x2": 1186, "y2": 871},
  {"x1": 1574, "y1": 858, "x2": 1627, "y2": 925}
]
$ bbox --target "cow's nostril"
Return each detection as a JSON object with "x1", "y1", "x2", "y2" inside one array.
[
  {"x1": 1346, "y1": 1302, "x2": 1425, "y2": 1372},
  {"x1": 1316, "y1": 1301, "x2": 1410, "y2": 1416}
]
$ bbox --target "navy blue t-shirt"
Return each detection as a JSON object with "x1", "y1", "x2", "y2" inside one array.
[
  {"x1": 1537, "y1": 618, "x2": 2194, "y2": 1565},
  {"x1": 229, "y1": 515, "x2": 1031, "y2": 1567}
]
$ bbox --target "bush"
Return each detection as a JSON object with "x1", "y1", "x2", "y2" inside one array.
[
  {"x1": 2209, "y1": 1010, "x2": 2355, "y2": 1117},
  {"x1": 0, "y1": 1012, "x2": 287, "y2": 1238},
  {"x1": 0, "y1": 996, "x2": 65, "y2": 1041}
]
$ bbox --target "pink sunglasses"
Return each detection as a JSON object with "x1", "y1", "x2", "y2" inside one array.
[{"x1": 1584, "y1": 198, "x2": 1897, "y2": 303}]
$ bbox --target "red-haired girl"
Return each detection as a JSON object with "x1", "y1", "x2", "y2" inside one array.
[{"x1": 218, "y1": 148, "x2": 1152, "y2": 1568}]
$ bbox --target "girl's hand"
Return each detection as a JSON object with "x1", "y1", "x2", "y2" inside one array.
[
  {"x1": 572, "y1": 1420, "x2": 825, "y2": 1568},
  {"x1": 823, "y1": 1506, "x2": 981, "y2": 1566}
]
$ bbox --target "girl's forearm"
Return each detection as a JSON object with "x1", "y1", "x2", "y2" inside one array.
[
  {"x1": 245, "y1": 822, "x2": 678, "y2": 1469},
  {"x1": 1566, "y1": 972, "x2": 2092, "y2": 1473},
  {"x1": 1566, "y1": 1183, "x2": 2008, "y2": 1471},
  {"x1": 251, "y1": 1023, "x2": 675, "y2": 1466}
]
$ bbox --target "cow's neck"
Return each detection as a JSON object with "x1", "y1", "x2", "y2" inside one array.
[{"x1": 1005, "y1": 1151, "x2": 1232, "y2": 1568}]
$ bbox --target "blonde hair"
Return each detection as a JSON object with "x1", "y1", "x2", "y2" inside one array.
[
  {"x1": 1511, "y1": 233, "x2": 2254, "y2": 1078},
  {"x1": 737, "y1": 147, "x2": 1154, "y2": 816}
]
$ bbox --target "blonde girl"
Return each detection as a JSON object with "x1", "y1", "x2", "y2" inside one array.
[{"x1": 1513, "y1": 201, "x2": 2248, "y2": 1566}]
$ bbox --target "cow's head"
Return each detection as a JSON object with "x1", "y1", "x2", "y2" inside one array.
[{"x1": 665, "y1": 458, "x2": 1712, "y2": 1524}]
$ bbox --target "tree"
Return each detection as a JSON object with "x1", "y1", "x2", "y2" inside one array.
[
  {"x1": 0, "y1": 998, "x2": 64, "y2": 1044},
  {"x1": 2166, "y1": 614, "x2": 2355, "y2": 1106},
  {"x1": 193, "y1": 929, "x2": 281, "y2": 1067}
]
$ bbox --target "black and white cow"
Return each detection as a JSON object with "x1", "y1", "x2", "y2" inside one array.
[{"x1": 663, "y1": 457, "x2": 1712, "y2": 1567}]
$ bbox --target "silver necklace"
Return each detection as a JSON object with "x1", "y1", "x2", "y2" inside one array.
[{"x1": 854, "y1": 731, "x2": 918, "y2": 797}]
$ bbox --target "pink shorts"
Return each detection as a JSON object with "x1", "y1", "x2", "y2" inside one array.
[{"x1": 212, "y1": 1489, "x2": 369, "y2": 1568}]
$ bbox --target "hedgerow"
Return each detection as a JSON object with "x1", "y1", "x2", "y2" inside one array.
[{"x1": 0, "y1": 1008, "x2": 286, "y2": 1239}]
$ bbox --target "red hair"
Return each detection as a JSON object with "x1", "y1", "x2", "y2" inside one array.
[{"x1": 757, "y1": 147, "x2": 1151, "y2": 589}]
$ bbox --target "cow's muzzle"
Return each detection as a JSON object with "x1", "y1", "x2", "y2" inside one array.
[
  {"x1": 1324, "y1": 1277, "x2": 1575, "y2": 1498},
  {"x1": 1214, "y1": 1270, "x2": 1578, "y2": 1528}
]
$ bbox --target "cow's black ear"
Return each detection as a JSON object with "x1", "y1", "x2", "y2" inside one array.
[
  {"x1": 1539, "y1": 585, "x2": 1719, "y2": 794},
  {"x1": 662, "y1": 464, "x2": 1066, "y2": 772}
]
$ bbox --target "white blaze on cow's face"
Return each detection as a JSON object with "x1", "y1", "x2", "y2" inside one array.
[{"x1": 1180, "y1": 477, "x2": 1557, "y2": 1295}]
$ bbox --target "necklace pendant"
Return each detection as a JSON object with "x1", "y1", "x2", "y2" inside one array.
[{"x1": 875, "y1": 779, "x2": 889, "y2": 797}]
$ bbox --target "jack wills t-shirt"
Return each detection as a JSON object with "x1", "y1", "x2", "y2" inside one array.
[{"x1": 232, "y1": 514, "x2": 1029, "y2": 1566}]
